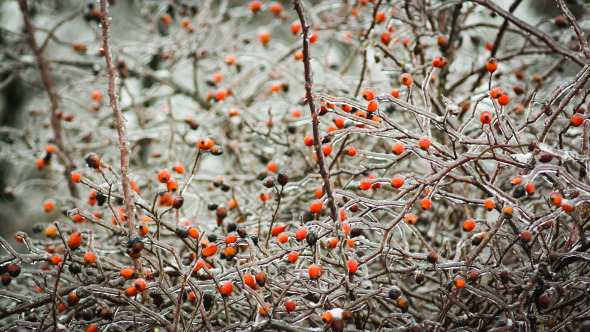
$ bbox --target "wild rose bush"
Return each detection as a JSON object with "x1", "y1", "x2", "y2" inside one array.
[{"x1": 1, "y1": 0, "x2": 590, "y2": 331}]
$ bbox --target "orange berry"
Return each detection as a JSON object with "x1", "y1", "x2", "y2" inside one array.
[
  {"x1": 308, "y1": 265, "x2": 322, "y2": 279},
  {"x1": 44, "y1": 200, "x2": 55, "y2": 213},
  {"x1": 220, "y1": 282, "x2": 233, "y2": 296},
  {"x1": 225, "y1": 233, "x2": 237, "y2": 244},
  {"x1": 367, "y1": 100, "x2": 378, "y2": 112},
  {"x1": 295, "y1": 228, "x2": 308, "y2": 241},
  {"x1": 45, "y1": 225, "x2": 57, "y2": 237},
  {"x1": 36, "y1": 158, "x2": 46, "y2": 169},
  {"x1": 322, "y1": 144, "x2": 333, "y2": 156},
  {"x1": 432, "y1": 55, "x2": 447, "y2": 68},
  {"x1": 71, "y1": 172, "x2": 82, "y2": 183},
  {"x1": 490, "y1": 88, "x2": 503, "y2": 99},
  {"x1": 359, "y1": 180, "x2": 372, "y2": 190},
  {"x1": 381, "y1": 33, "x2": 392, "y2": 45},
  {"x1": 51, "y1": 255, "x2": 63, "y2": 265},
  {"x1": 400, "y1": 73, "x2": 413, "y2": 86},
  {"x1": 321, "y1": 312, "x2": 333, "y2": 324},
  {"x1": 480, "y1": 111, "x2": 493, "y2": 124},
  {"x1": 68, "y1": 232, "x2": 82, "y2": 250},
  {"x1": 259, "y1": 304, "x2": 271, "y2": 316},
  {"x1": 391, "y1": 143, "x2": 405, "y2": 155},
  {"x1": 285, "y1": 300, "x2": 296, "y2": 313},
  {"x1": 309, "y1": 33, "x2": 318, "y2": 43},
  {"x1": 291, "y1": 23, "x2": 301, "y2": 34},
  {"x1": 202, "y1": 245, "x2": 218, "y2": 257},
  {"x1": 453, "y1": 275, "x2": 466, "y2": 288},
  {"x1": 270, "y1": 3, "x2": 283, "y2": 15},
  {"x1": 197, "y1": 137, "x2": 214, "y2": 150},
  {"x1": 486, "y1": 58, "x2": 498, "y2": 73},
  {"x1": 267, "y1": 162, "x2": 278, "y2": 173},
  {"x1": 503, "y1": 206, "x2": 514, "y2": 216},
  {"x1": 561, "y1": 201, "x2": 574, "y2": 213},
  {"x1": 121, "y1": 268, "x2": 134, "y2": 279},
  {"x1": 277, "y1": 233, "x2": 289, "y2": 244},
  {"x1": 250, "y1": 1, "x2": 262, "y2": 13},
  {"x1": 304, "y1": 135, "x2": 314, "y2": 146},
  {"x1": 510, "y1": 176, "x2": 523, "y2": 186},
  {"x1": 497, "y1": 93, "x2": 510, "y2": 106},
  {"x1": 329, "y1": 238, "x2": 339, "y2": 248},
  {"x1": 391, "y1": 176, "x2": 404, "y2": 189},
  {"x1": 271, "y1": 224, "x2": 286, "y2": 237},
  {"x1": 571, "y1": 114, "x2": 585, "y2": 127},
  {"x1": 420, "y1": 198, "x2": 432, "y2": 210},
  {"x1": 525, "y1": 183, "x2": 535, "y2": 195},
  {"x1": 418, "y1": 137, "x2": 431, "y2": 150},
  {"x1": 259, "y1": 32, "x2": 271, "y2": 45},
  {"x1": 362, "y1": 90, "x2": 374, "y2": 101},
  {"x1": 463, "y1": 219, "x2": 476, "y2": 232},
  {"x1": 375, "y1": 12, "x2": 386, "y2": 22},
  {"x1": 91, "y1": 91, "x2": 102, "y2": 100},
  {"x1": 158, "y1": 169, "x2": 171, "y2": 183},
  {"x1": 391, "y1": 90, "x2": 400, "y2": 98},
  {"x1": 288, "y1": 251, "x2": 299, "y2": 263},
  {"x1": 166, "y1": 179, "x2": 178, "y2": 192},
  {"x1": 244, "y1": 273, "x2": 257, "y2": 289},
  {"x1": 484, "y1": 199, "x2": 495, "y2": 211},
  {"x1": 550, "y1": 191, "x2": 563, "y2": 206},
  {"x1": 161, "y1": 13, "x2": 171, "y2": 24},
  {"x1": 83, "y1": 252, "x2": 96, "y2": 265},
  {"x1": 134, "y1": 278, "x2": 147, "y2": 292},
  {"x1": 138, "y1": 224, "x2": 149, "y2": 236},
  {"x1": 310, "y1": 201, "x2": 323, "y2": 213},
  {"x1": 405, "y1": 214, "x2": 417, "y2": 225},
  {"x1": 347, "y1": 259, "x2": 358, "y2": 274},
  {"x1": 345, "y1": 146, "x2": 357, "y2": 157}
]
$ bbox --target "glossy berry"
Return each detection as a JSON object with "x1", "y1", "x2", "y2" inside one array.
[
  {"x1": 400, "y1": 73, "x2": 413, "y2": 86},
  {"x1": 362, "y1": 90, "x2": 374, "y2": 101},
  {"x1": 197, "y1": 138, "x2": 214, "y2": 150},
  {"x1": 550, "y1": 191, "x2": 563, "y2": 206},
  {"x1": 367, "y1": 100, "x2": 378, "y2": 112},
  {"x1": 391, "y1": 143, "x2": 405, "y2": 155},
  {"x1": 453, "y1": 275, "x2": 466, "y2": 288},
  {"x1": 463, "y1": 219, "x2": 476, "y2": 232},
  {"x1": 219, "y1": 282, "x2": 233, "y2": 296},
  {"x1": 244, "y1": 274, "x2": 257, "y2": 290},
  {"x1": 44, "y1": 200, "x2": 55, "y2": 213},
  {"x1": 484, "y1": 199, "x2": 495, "y2": 211},
  {"x1": 480, "y1": 111, "x2": 493, "y2": 124},
  {"x1": 391, "y1": 176, "x2": 404, "y2": 189},
  {"x1": 83, "y1": 252, "x2": 96, "y2": 265},
  {"x1": 571, "y1": 114, "x2": 584, "y2": 127},
  {"x1": 310, "y1": 201, "x2": 323, "y2": 213},
  {"x1": 295, "y1": 228, "x2": 307, "y2": 241},
  {"x1": 405, "y1": 214, "x2": 417, "y2": 225},
  {"x1": 134, "y1": 278, "x2": 147, "y2": 292},
  {"x1": 347, "y1": 259, "x2": 358, "y2": 274},
  {"x1": 497, "y1": 93, "x2": 510, "y2": 106},
  {"x1": 359, "y1": 180, "x2": 372, "y2": 190},
  {"x1": 486, "y1": 58, "x2": 498, "y2": 73},
  {"x1": 418, "y1": 137, "x2": 431, "y2": 150},
  {"x1": 420, "y1": 198, "x2": 432, "y2": 210},
  {"x1": 158, "y1": 169, "x2": 171, "y2": 183},
  {"x1": 68, "y1": 232, "x2": 82, "y2": 250},
  {"x1": 71, "y1": 172, "x2": 82, "y2": 183},
  {"x1": 288, "y1": 251, "x2": 299, "y2": 263},
  {"x1": 490, "y1": 88, "x2": 503, "y2": 99},
  {"x1": 121, "y1": 268, "x2": 134, "y2": 279},
  {"x1": 308, "y1": 265, "x2": 322, "y2": 279},
  {"x1": 285, "y1": 300, "x2": 296, "y2": 313}
]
